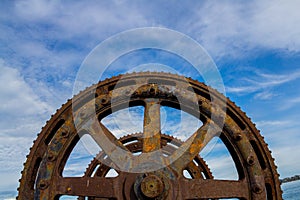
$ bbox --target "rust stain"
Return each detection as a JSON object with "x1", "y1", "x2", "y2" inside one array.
[{"x1": 17, "y1": 72, "x2": 282, "y2": 200}]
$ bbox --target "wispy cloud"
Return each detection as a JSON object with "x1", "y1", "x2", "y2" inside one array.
[
  {"x1": 63, "y1": 136, "x2": 98, "y2": 177},
  {"x1": 255, "y1": 117, "x2": 300, "y2": 178},
  {"x1": 226, "y1": 86, "x2": 258, "y2": 93},
  {"x1": 204, "y1": 155, "x2": 238, "y2": 180},
  {"x1": 249, "y1": 71, "x2": 300, "y2": 87},
  {"x1": 226, "y1": 68, "x2": 300, "y2": 100},
  {"x1": 196, "y1": 136, "x2": 238, "y2": 180},
  {"x1": 254, "y1": 90, "x2": 277, "y2": 100},
  {"x1": 273, "y1": 146, "x2": 300, "y2": 177},
  {"x1": 102, "y1": 107, "x2": 144, "y2": 138},
  {"x1": 279, "y1": 96, "x2": 300, "y2": 110},
  {"x1": 2, "y1": 0, "x2": 300, "y2": 74},
  {"x1": 184, "y1": 0, "x2": 300, "y2": 58},
  {"x1": 256, "y1": 120, "x2": 293, "y2": 127},
  {"x1": 0, "y1": 60, "x2": 54, "y2": 191},
  {"x1": 0, "y1": 59, "x2": 52, "y2": 116}
]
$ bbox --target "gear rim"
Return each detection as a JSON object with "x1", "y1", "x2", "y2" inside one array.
[{"x1": 17, "y1": 72, "x2": 282, "y2": 199}]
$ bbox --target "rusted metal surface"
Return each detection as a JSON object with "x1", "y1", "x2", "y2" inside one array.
[
  {"x1": 79, "y1": 133, "x2": 213, "y2": 200},
  {"x1": 18, "y1": 72, "x2": 282, "y2": 199},
  {"x1": 140, "y1": 174, "x2": 164, "y2": 198},
  {"x1": 143, "y1": 99, "x2": 161, "y2": 153},
  {"x1": 83, "y1": 133, "x2": 213, "y2": 179}
]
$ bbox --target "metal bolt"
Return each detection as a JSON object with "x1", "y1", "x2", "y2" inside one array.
[
  {"x1": 38, "y1": 180, "x2": 48, "y2": 190},
  {"x1": 247, "y1": 155, "x2": 255, "y2": 166},
  {"x1": 61, "y1": 131, "x2": 69, "y2": 138},
  {"x1": 66, "y1": 187, "x2": 72, "y2": 192},
  {"x1": 100, "y1": 97, "x2": 108, "y2": 104},
  {"x1": 233, "y1": 133, "x2": 242, "y2": 141},
  {"x1": 252, "y1": 184, "x2": 263, "y2": 194},
  {"x1": 47, "y1": 152, "x2": 56, "y2": 162}
]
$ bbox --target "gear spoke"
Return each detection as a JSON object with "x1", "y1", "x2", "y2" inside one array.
[
  {"x1": 181, "y1": 179, "x2": 249, "y2": 199},
  {"x1": 170, "y1": 121, "x2": 220, "y2": 173},
  {"x1": 81, "y1": 117, "x2": 133, "y2": 170},
  {"x1": 55, "y1": 176, "x2": 119, "y2": 198},
  {"x1": 143, "y1": 99, "x2": 161, "y2": 153}
]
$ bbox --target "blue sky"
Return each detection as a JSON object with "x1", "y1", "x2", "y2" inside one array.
[{"x1": 1, "y1": 0, "x2": 300, "y2": 198}]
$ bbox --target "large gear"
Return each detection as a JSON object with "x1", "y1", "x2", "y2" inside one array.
[{"x1": 18, "y1": 72, "x2": 282, "y2": 199}]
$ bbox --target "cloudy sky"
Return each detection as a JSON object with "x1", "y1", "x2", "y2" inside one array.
[{"x1": 1, "y1": 0, "x2": 300, "y2": 198}]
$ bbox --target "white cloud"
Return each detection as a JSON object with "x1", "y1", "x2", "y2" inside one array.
[
  {"x1": 0, "y1": 59, "x2": 51, "y2": 116},
  {"x1": 256, "y1": 120, "x2": 293, "y2": 127},
  {"x1": 4, "y1": 0, "x2": 300, "y2": 74},
  {"x1": 254, "y1": 90, "x2": 277, "y2": 100},
  {"x1": 252, "y1": 71, "x2": 300, "y2": 87},
  {"x1": 63, "y1": 135, "x2": 98, "y2": 177},
  {"x1": 14, "y1": 0, "x2": 59, "y2": 20},
  {"x1": 0, "y1": 171, "x2": 21, "y2": 194},
  {"x1": 0, "y1": 60, "x2": 53, "y2": 192},
  {"x1": 13, "y1": 0, "x2": 148, "y2": 40},
  {"x1": 249, "y1": 0, "x2": 300, "y2": 51},
  {"x1": 258, "y1": 122, "x2": 299, "y2": 146},
  {"x1": 0, "y1": 134, "x2": 34, "y2": 193},
  {"x1": 102, "y1": 107, "x2": 144, "y2": 138},
  {"x1": 273, "y1": 146, "x2": 300, "y2": 178},
  {"x1": 226, "y1": 68, "x2": 300, "y2": 100},
  {"x1": 1, "y1": 0, "x2": 300, "y2": 75},
  {"x1": 279, "y1": 96, "x2": 300, "y2": 110},
  {"x1": 204, "y1": 155, "x2": 238, "y2": 180},
  {"x1": 255, "y1": 118, "x2": 300, "y2": 177},
  {"x1": 226, "y1": 85, "x2": 257, "y2": 94},
  {"x1": 184, "y1": 0, "x2": 300, "y2": 58}
]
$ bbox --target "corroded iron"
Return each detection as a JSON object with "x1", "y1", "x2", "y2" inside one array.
[
  {"x1": 79, "y1": 133, "x2": 213, "y2": 200},
  {"x1": 18, "y1": 72, "x2": 282, "y2": 199}
]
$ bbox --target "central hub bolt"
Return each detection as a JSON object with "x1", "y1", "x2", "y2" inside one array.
[{"x1": 141, "y1": 175, "x2": 164, "y2": 198}]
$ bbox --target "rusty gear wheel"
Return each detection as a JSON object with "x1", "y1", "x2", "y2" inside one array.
[
  {"x1": 84, "y1": 133, "x2": 213, "y2": 179},
  {"x1": 78, "y1": 133, "x2": 213, "y2": 200},
  {"x1": 18, "y1": 72, "x2": 282, "y2": 199}
]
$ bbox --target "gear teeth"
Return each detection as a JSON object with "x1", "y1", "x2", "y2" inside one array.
[
  {"x1": 18, "y1": 72, "x2": 283, "y2": 199},
  {"x1": 118, "y1": 132, "x2": 140, "y2": 140},
  {"x1": 83, "y1": 132, "x2": 213, "y2": 182}
]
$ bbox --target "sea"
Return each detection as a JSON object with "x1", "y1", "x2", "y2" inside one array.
[
  {"x1": 282, "y1": 180, "x2": 300, "y2": 199},
  {"x1": 1, "y1": 180, "x2": 299, "y2": 199}
]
